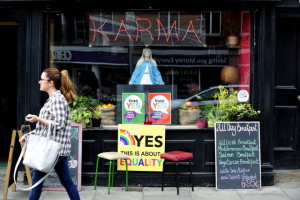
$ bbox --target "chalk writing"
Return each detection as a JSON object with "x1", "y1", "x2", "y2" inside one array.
[
  {"x1": 215, "y1": 123, "x2": 259, "y2": 137},
  {"x1": 215, "y1": 122, "x2": 261, "y2": 189}
]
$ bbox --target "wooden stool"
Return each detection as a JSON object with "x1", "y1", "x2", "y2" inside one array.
[
  {"x1": 94, "y1": 152, "x2": 128, "y2": 194},
  {"x1": 160, "y1": 150, "x2": 194, "y2": 195}
]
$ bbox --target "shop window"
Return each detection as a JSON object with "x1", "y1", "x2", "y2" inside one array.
[
  {"x1": 73, "y1": 15, "x2": 88, "y2": 43},
  {"x1": 99, "y1": 12, "x2": 113, "y2": 32},
  {"x1": 202, "y1": 11, "x2": 221, "y2": 36},
  {"x1": 159, "y1": 12, "x2": 180, "y2": 33},
  {"x1": 49, "y1": 10, "x2": 251, "y2": 126}
]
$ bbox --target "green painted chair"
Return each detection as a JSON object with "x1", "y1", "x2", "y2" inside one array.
[{"x1": 94, "y1": 152, "x2": 128, "y2": 194}]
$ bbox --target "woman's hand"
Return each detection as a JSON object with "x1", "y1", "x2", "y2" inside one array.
[
  {"x1": 25, "y1": 114, "x2": 38, "y2": 123},
  {"x1": 19, "y1": 135, "x2": 26, "y2": 144}
]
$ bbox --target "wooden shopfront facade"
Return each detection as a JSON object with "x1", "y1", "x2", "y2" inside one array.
[{"x1": 1, "y1": 0, "x2": 300, "y2": 187}]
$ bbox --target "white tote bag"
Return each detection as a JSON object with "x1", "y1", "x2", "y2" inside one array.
[{"x1": 14, "y1": 123, "x2": 62, "y2": 190}]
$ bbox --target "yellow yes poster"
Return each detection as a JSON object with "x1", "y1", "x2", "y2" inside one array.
[{"x1": 117, "y1": 124, "x2": 165, "y2": 171}]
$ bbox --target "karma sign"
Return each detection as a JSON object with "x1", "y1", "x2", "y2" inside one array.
[
  {"x1": 117, "y1": 124, "x2": 165, "y2": 171},
  {"x1": 89, "y1": 12, "x2": 206, "y2": 47}
]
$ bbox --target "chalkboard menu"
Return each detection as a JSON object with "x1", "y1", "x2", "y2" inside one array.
[
  {"x1": 43, "y1": 122, "x2": 82, "y2": 191},
  {"x1": 215, "y1": 122, "x2": 261, "y2": 190}
]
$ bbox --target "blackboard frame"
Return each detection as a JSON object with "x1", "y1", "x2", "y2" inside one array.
[
  {"x1": 215, "y1": 121, "x2": 261, "y2": 190},
  {"x1": 43, "y1": 122, "x2": 82, "y2": 191}
]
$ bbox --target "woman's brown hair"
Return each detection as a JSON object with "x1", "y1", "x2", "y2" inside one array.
[{"x1": 43, "y1": 68, "x2": 77, "y2": 103}]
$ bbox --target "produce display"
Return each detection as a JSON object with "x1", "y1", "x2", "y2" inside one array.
[
  {"x1": 180, "y1": 101, "x2": 201, "y2": 110},
  {"x1": 98, "y1": 104, "x2": 116, "y2": 125},
  {"x1": 178, "y1": 101, "x2": 201, "y2": 125},
  {"x1": 97, "y1": 103, "x2": 115, "y2": 109}
]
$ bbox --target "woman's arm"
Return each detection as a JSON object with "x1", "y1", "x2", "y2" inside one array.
[
  {"x1": 25, "y1": 114, "x2": 51, "y2": 126},
  {"x1": 50, "y1": 96, "x2": 68, "y2": 131}
]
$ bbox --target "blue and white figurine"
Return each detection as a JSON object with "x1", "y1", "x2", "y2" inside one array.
[{"x1": 129, "y1": 48, "x2": 164, "y2": 85}]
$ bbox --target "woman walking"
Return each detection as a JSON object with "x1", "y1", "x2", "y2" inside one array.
[{"x1": 19, "y1": 68, "x2": 80, "y2": 200}]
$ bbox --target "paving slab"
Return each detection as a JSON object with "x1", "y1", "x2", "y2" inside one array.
[
  {"x1": 191, "y1": 187, "x2": 242, "y2": 200},
  {"x1": 2, "y1": 167, "x2": 300, "y2": 200}
]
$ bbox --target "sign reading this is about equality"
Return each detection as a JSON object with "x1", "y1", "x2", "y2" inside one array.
[{"x1": 118, "y1": 124, "x2": 165, "y2": 171}]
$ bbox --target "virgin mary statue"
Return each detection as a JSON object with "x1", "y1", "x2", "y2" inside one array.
[{"x1": 129, "y1": 48, "x2": 164, "y2": 85}]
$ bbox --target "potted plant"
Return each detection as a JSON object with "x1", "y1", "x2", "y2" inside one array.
[
  {"x1": 70, "y1": 107, "x2": 93, "y2": 128},
  {"x1": 202, "y1": 105, "x2": 226, "y2": 127},
  {"x1": 213, "y1": 85, "x2": 260, "y2": 121},
  {"x1": 197, "y1": 110, "x2": 208, "y2": 128},
  {"x1": 91, "y1": 106, "x2": 102, "y2": 127},
  {"x1": 227, "y1": 103, "x2": 260, "y2": 121},
  {"x1": 222, "y1": 12, "x2": 241, "y2": 47},
  {"x1": 69, "y1": 96, "x2": 100, "y2": 128},
  {"x1": 201, "y1": 86, "x2": 260, "y2": 126}
]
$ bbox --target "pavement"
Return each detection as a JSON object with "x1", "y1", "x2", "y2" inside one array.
[{"x1": 1, "y1": 165, "x2": 300, "y2": 200}]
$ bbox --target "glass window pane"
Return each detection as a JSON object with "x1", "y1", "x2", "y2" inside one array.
[
  {"x1": 50, "y1": 10, "x2": 251, "y2": 126},
  {"x1": 211, "y1": 12, "x2": 221, "y2": 34}
]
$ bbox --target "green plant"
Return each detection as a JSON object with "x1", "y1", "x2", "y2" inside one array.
[
  {"x1": 69, "y1": 96, "x2": 100, "y2": 124},
  {"x1": 227, "y1": 103, "x2": 260, "y2": 121},
  {"x1": 70, "y1": 96, "x2": 99, "y2": 109},
  {"x1": 198, "y1": 105, "x2": 211, "y2": 119},
  {"x1": 202, "y1": 86, "x2": 260, "y2": 122},
  {"x1": 70, "y1": 106, "x2": 93, "y2": 124},
  {"x1": 198, "y1": 110, "x2": 206, "y2": 119},
  {"x1": 92, "y1": 106, "x2": 102, "y2": 119},
  {"x1": 202, "y1": 105, "x2": 226, "y2": 122}
]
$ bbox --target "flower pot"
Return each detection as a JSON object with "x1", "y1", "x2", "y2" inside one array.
[
  {"x1": 207, "y1": 120, "x2": 215, "y2": 128},
  {"x1": 227, "y1": 35, "x2": 239, "y2": 47},
  {"x1": 144, "y1": 121, "x2": 152, "y2": 125},
  {"x1": 91, "y1": 118, "x2": 101, "y2": 127},
  {"x1": 197, "y1": 118, "x2": 207, "y2": 128}
]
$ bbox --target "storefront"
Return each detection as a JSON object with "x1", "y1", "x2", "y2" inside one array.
[{"x1": 1, "y1": 0, "x2": 300, "y2": 187}]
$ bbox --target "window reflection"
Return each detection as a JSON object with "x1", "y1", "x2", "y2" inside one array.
[{"x1": 49, "y1": 10, "x2": 251, "y2": 125}]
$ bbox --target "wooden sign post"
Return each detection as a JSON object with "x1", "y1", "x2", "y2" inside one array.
[{"x1": 2, "y1": 128, "x2": 32, "y2": 200}]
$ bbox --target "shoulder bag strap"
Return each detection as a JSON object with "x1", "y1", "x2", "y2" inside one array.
[
  {"x1": 13, "y1": 141, "x2": 60, "y2": 191},
  {"x1": 46, "y1": 122, "x2": 57, "y2": 139},
  {"x1": 13, "y1": 127, "x2": 60, "y2": 191}
]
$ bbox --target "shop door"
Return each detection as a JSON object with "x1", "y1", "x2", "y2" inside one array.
[
  {"x1": 274, "y1": 17, "x2": 300, "y2": 168},
  {"x1": 0, "y1": 24, "x2": 18, "y2": 162}
]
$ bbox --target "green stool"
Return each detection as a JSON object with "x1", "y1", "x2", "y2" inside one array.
[{"x1": 94, "y1": 152, "x2": 128, "y2": 194}]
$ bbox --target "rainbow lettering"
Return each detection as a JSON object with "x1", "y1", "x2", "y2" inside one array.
[
  {"x1": 119, "y1": 129, "x2": 136, "y2": 145},
  {"x1": 119, "y1": 158, "x2": 163, "y2": 167}
]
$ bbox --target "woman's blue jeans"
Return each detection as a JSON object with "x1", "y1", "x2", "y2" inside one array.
[{"x1": 29, "y1": 156, "x2": 80, "y2": 200}]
